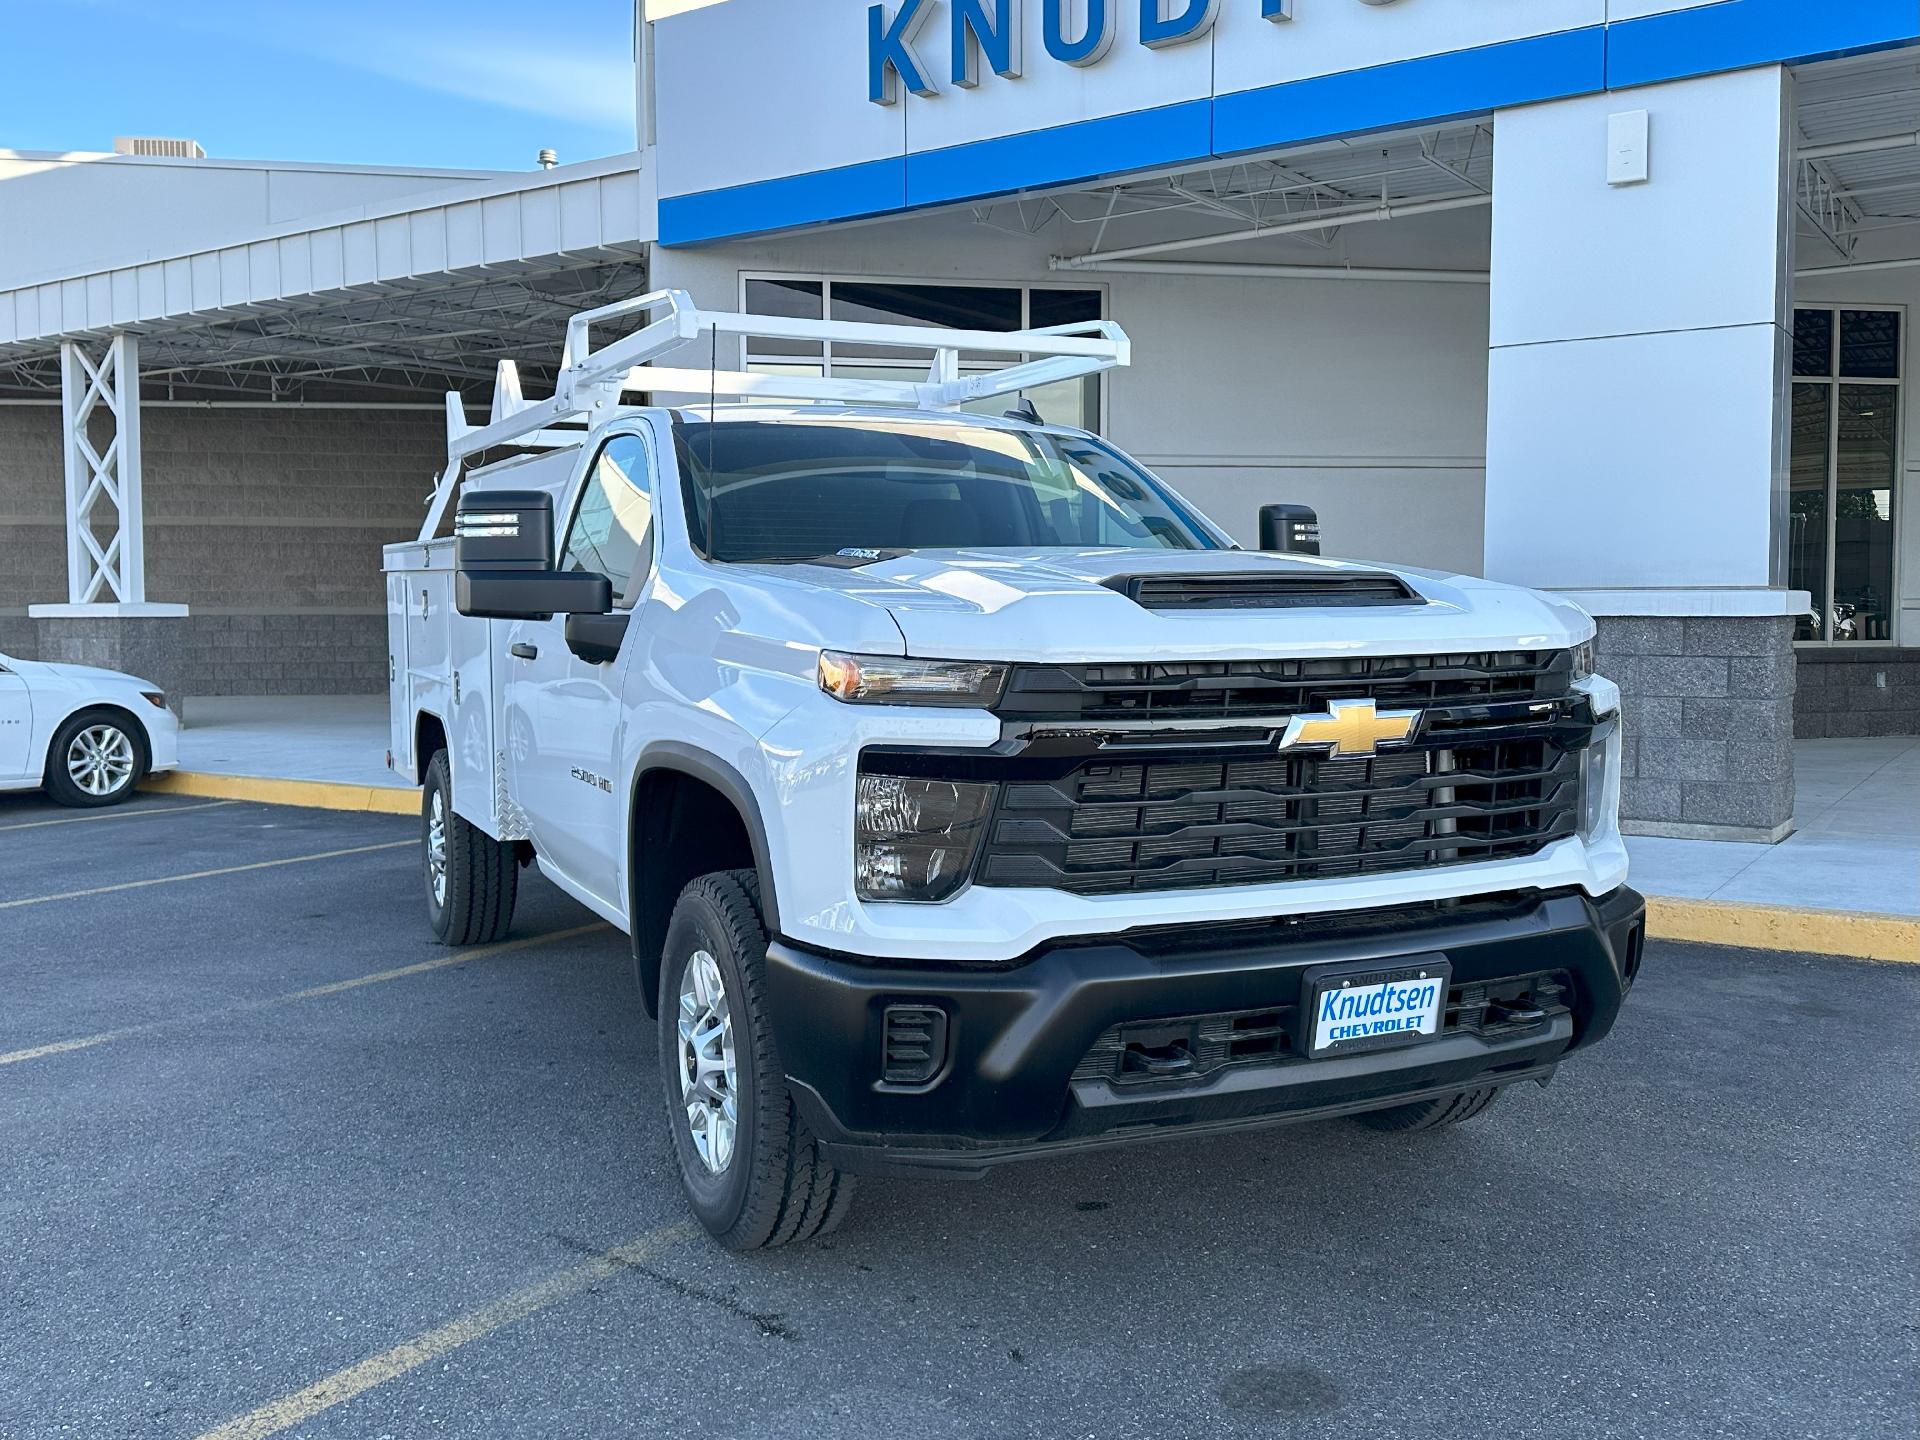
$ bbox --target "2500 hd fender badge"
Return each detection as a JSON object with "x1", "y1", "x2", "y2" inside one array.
[{"x1": 570, "y1": 767, "x2": 613, "y2": 793}]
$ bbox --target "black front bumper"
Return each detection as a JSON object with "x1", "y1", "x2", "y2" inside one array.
[{"x1": 765, "y1": 886, "x2": 1646, "y2": 1177}]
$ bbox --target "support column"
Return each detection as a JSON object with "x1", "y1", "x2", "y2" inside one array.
[
  {"x1": 30, "y1": 333, "x2": 189, "y2": 710},
  {"x1": 1484, "y1": 67, "x2": 1806, "y2": 842}
]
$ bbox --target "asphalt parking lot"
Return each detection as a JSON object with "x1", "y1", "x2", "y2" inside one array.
[{"x1": 2, "y1": 790, "x2": 1915, "y2": 1440}]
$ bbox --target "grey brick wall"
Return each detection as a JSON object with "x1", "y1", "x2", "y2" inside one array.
[
  {"x1": 1599, "y1": 614, "x2": 1798, "y2": 841},
  {"x1": 1794, "y1": 647, "x2": 1920, "y2": 738},
  {"x1": 0, "y1": 616, "x2": 36, "y2": 660},
  {"x1": 0, "y1": 405, "x2": 68, "y2": 639},
  {"x1": 1, "y1": 405, "x2": 436, "y2": 694}
]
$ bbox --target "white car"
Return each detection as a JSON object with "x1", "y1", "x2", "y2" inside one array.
[{"x1": 0, "y1": 653, "x2": 180, "y2": 807}]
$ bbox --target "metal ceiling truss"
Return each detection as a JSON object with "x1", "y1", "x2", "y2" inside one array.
[
  {"x1": 962, "y1": 53, "x2": 1920, "y2": 274},
  {"x1": 0, "y1": 260, "x2": 654, "y2": 404},
  {"x1": 968, "y1": 123, "x2": 1493, "y2": 264},
  {"x1": 1792, "y1": 52, "x2": 1920, "y2": 264}
]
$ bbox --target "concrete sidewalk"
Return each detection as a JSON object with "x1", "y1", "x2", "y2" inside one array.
[
  {"x1": 1625, "y1": 737, "x2": 1920, "y2": 919},
  {"x1": 150, "y1": 695, "x2": 1920, "y2": 959},
  {"x1": 176, "y1": 694, "x2": 405, "y2": 789}
]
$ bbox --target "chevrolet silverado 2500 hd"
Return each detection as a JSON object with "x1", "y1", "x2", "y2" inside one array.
[{"x1": 385, "y1": 292, "x2": 1644, "y2": 1250}]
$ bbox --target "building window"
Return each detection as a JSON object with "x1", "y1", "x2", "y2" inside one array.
[
  {"x1": 740, "y1": 276, "x2": 1105, "y2": 431},
  {"x1": 1790, "y1": 307, "x2": 1901, "y2": 644}
]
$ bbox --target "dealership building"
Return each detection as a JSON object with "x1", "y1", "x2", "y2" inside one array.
[{"x1": 3, "y1": 0, "x2": 1920, "y2": 840}]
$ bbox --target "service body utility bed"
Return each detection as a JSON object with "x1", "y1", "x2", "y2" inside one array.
[
  {"x1": 384, "y1": 291, "x2": 1645, "y2": 1250},
  {"x1": 385, "y1": 448, "x2": 578, "y2": 839}
]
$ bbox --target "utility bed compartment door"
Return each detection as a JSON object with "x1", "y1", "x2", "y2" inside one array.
[
  {"x1": 383, "y1": 540, "x2": 506, "y2": 838},
  {"x1": 384, "y1": 569, "x2": 410, "y2": 776}
]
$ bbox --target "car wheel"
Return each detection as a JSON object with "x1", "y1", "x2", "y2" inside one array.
[
  {"x1": 1352, "y1": 1086, "x2": 1504, "y2": 1133},
  {"x1": 659, "y1": 869, "x2": 854, "y2": 1251},
  {"x1": 45, "y1": 709, "x2": 146, "y2": 808},
  {"x1": 422, "y1": 749, "x2": 518, "y2": 945}
]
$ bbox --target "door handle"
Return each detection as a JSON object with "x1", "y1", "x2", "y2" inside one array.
[{"x1": 510, "y1": 642, "x2": 539, "y2": 660}]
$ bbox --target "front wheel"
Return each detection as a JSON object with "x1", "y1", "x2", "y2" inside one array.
[
  {"x1": 1352, "y1": 1086, "x2": 1504, "y2": 1133},
  {"x1": 659, "y1": 870, "x2": 853, "y2": 1250},
  {"x1": 422, "y1": 749, "x2": 518, "y2": 945},
  {"x1": 45, "y1": 710, "x2": 145, "y2": 808}
]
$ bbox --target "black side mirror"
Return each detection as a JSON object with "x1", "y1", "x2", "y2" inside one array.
[
  {"x1": 458, "y1": 569, "x2": 611, "y2": 621},
  {"x1": 454, "y1": 488, "x2": 612, "y2": 620},
  {"x1": 565, "y1": 611, "x2": 631, "y2": 665},
  {"x1": 1259, "y1": 503, "x2": 1321, "y2": 556}
]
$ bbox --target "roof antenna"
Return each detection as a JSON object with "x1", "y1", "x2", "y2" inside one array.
[{"x1": 1004, "y1": 396, "x2": 1042, "y2": 425}]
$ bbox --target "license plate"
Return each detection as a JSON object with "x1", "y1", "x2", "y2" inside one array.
[{"x1": 1304, "y1": 958, "x2": 1451, "y2": 1059}]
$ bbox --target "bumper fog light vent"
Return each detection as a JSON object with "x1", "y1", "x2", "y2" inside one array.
[{"x1": 881, "y1": 1005, "x2": 948, "y2": 1086}]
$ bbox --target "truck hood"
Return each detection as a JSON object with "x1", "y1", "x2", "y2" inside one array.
[{"x1": 763, "y1": 548, "x2": 1594, "y2": 663}]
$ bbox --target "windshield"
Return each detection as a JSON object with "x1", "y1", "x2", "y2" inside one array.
[{"x1": 673, "y1": 416, "x2": 1226, "y2": 563}]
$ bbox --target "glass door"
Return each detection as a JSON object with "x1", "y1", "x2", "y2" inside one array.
[{"x1": 1790, "y1": 307, "x2": 1902, "y2": 644}]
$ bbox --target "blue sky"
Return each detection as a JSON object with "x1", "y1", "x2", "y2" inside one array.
[{"x1": 2, "y1": 0, "x2": 638, "y2": 172}]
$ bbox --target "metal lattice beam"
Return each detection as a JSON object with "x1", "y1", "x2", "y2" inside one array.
[{"x1": 59, "y1": 336, "x2": 144, "y2": 605}]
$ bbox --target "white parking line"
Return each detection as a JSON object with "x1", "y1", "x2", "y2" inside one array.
[
  {"x1": 0, "y1": 839, "x2": 412, "y2": 910},
  {"x1": 0, "y1": 799, "x2": 236, "y2": 832},
  {"x1": 190, "y1": 1223, "x2": 694, "y2": 1440},
  {"x1": 0, "y1": 922, "x2": 609, "y2": 1068}
]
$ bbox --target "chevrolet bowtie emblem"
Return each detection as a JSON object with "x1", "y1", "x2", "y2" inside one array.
[{"x1": 1278, "y1": 699, "x2": 1423, "y2": 758}]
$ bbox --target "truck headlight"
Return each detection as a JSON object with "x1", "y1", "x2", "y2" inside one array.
[
  {"x1": 1570, "y1": 639, "x2": 1596, "y2": 683},
  {"x1": 856, "y1": 775, "x2": 994, "y2": 902},
  {"x1": 820, "y1": 651, "x2": 1008, "y2": 707}
]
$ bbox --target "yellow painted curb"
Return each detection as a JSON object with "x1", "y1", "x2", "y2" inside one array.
[
  {"x1": 144, "y1": 770, "x2": 420, "y2": 817},
  {"x1": 1646, "y1": 896, "x2": 1920, "y2": 964}
]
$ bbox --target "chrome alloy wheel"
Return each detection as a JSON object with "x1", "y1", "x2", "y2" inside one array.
[
  {"x1": 677, "y1": 949, "x2": 738, "y2": 1174},
  {"x1": 426, "y1": 788, "x2": 449, "y2": 907},
  {"x1": 67, "y1": 724, "x2": 134, "y2": 798}
]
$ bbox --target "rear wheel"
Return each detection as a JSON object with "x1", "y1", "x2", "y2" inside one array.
[
  {"x1": 45, "y1": 709, "x2": 145, "y2": 808},
  {"x1": 422, "y1": 749, "x2": 517, "y2": 945},
  {"x1": 1353, "y1": 1086, "x2": 1504, "y2": 1133},
  {"x1": 659, "y1": 869, "x2": 854, "y2": 1250}
]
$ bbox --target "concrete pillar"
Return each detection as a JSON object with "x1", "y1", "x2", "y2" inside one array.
[{"x1": 1483, "y1": 66, "x2": 1806, "y2": 842}]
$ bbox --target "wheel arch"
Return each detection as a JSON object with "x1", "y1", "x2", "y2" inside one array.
[
  {"x1": 627, "y1": 743, "x2": 780, "y2": 1017},
  {"x1": 44, "y1": 701, "x2": 151, "y2": 784},
  {"x1": 413, "y1": 710, "x2": 448, "y2": 784}
]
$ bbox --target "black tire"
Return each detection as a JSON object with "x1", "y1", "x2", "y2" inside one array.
[
  {"x1": 659, "y1": 869, "x2": 854, "y2": 1251},
  {"x1": 1353, "y1": 1086, "x2": 1504, "y2": 1133},
  {"x1": 44, "y1": 708, "x2": 147, "y2": 808},
  {"x1": 422, "y1": 749, "x2": 517, "y2": 946}
]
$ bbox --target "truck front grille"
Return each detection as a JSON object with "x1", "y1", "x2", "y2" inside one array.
[
  {"x1": 975, "y1": 738, "x2": 1580, "y2": 896},
  {"x1": 995, "y1": 650, "x2": 1565, "y2": 723}
]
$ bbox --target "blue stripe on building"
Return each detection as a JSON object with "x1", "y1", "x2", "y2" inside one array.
[
  {"x1": 907, "y1": 99, "x2": 1213, "y2": 209},
  {"x1": 1212, "y1": 26, "x2": 1605, "y2": 158},
  {"x1": 659, "y1": 156, "x2": 907, "y2": 247},
  {"x1": 658, "y1": 3, "x2": 1920, "y2": 247},
  {"x1": 1606, "y1": 0, "x2": 1920, "y2": 91}
]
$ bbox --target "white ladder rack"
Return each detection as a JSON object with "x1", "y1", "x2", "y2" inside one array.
[{"x1": 422, "y1": 288, "x2": 1130, "y2": 540}]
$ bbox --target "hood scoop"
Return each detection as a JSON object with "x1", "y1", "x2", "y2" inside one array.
[{"x1": 1104, "y1": 571, "x2": 1418, "y2": 611}]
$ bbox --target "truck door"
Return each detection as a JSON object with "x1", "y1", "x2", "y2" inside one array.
[{"x1": 503, "y1": 431, "x2": 655, "y2": 909}]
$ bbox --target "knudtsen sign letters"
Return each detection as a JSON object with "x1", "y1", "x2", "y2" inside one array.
[{"x1": 870, "y1": 0, "x2": 1409, "y2": 104}]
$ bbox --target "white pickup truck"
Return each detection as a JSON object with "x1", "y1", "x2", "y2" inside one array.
[{"x1": 386, "y1": 293, "x2": 1645, "y2": 1251}]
